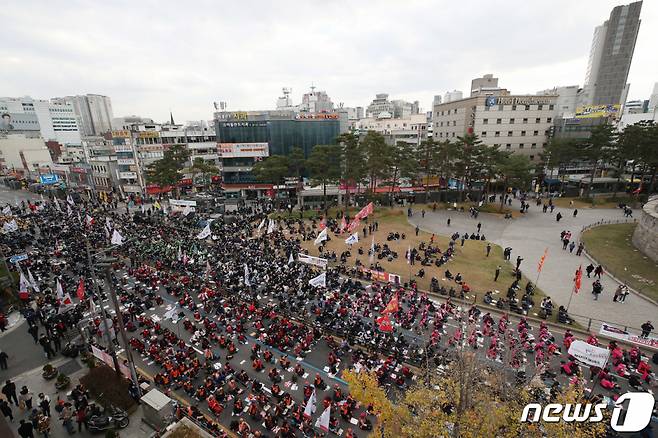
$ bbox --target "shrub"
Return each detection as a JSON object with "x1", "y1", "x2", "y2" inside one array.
[{"x1": 80, "y1": 365, "x2": 137, "y2": 411}]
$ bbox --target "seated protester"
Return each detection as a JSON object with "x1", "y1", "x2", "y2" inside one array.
[
  {"x1": 314, "y1": 373, "x2": 327, "y2": 390},
  {"x1": 252, "y1": 358, "x2": 264, "y2": 372},
  {"x1": 294, "y1": 363, "x2": 305, "y2": 376},
  {"x1": 263, "y1": 413, "x2": 276, "y2": 431},
  {"x1": 444, "y1": 270, "x2": 453, "y2": 280},
  {"x1": 237, "y1": 370, "x2": 250, "y2": 384},
  {"x1": 340, "y1": 401, "x2": 351, "y2": 421},
  {"x1": 237, "y1": 418, "x2": 250, "y2": 436},
  {"x1": 227, "y1": 379, "x2": 239, "y2": 395},
  {"x1": 417, "y1": 268, "x2": 425, "y2": 278},
  {"x1": 248, "y1": 400, "x2": 261, "y2": 420},
  {"x1": 271, "y1": 383, "x2": 283, "y2": 398},
  {"x1": 560, "y1": 360, "x2": 577, "y2": 376},
  {"x1": 332, "y1": 385, "x2": 344, "y2": 402},
  {"x1": 268, "y1": 368, "x2": 281, "y2": 383},
  {"x1": 627, "y1": 374, "x2": 643, "y2": 390},
  {"x1": 232, "y1": 398, "x2": 244, "y2": 416},
  {"x1": 483, "y1": 291, "x2": 493, "y2": 305},
  {"x1": 454, "y1": 273, "x2": 462, "y2": 284},
  {"x1": 263, "y1": 350, "x2": 273, "y2": 363},
  {"x1": 215, "y1": 387, "x2": 226, "y2": 403},
  {"x1": 395, "y1": 374, "x2": 405, "y2": 387},
  {"x1": 207, "y1": 395, "x2": 223, "y2": 416},
  {"x1": 358, "y1": 412, "x2": 373, "y2": 431},
  {"x1": 599, "y1": 376, "x2": 620, "y2": 391},
  {"x1": 279, "y1": 356, "x2": 291, "y2": 370}
]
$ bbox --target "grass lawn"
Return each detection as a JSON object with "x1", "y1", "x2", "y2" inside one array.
[
  {"x1": 581, "y1": 223, "x2": 658, "y2": 302},
  {"x1": 550, "y1": 196, "x2": 639, "y2": 210},
  {"x1": 297, "y1": 207, "x2": 556, "y2": 321}
]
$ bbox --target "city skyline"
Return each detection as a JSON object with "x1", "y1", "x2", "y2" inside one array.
[{"x1": 2, "y1": 0, "x2": 657, "y2": 122}]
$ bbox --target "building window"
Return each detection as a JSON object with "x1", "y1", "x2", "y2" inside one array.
[
  {"x1": 523, "y1": 118, "x2": 528, "y2": 123},
  {"x1": 506, "y1": 144, "x2": 511, "y2": 149},
  {"x1": 440, "y1": 122, "x2": 443, "y2": 127},
  {"x1": 542, "y1": 143, "x2": 547, "y2": 148},
  {"x1": 452, "y1": 132, "x2": 455, "y2": 138},
  {"x1": 538, "y1": 105, "x2": 543, "y2": 110},
  {"x1": 508, "y1": 131, "x2": 513, "y2": 136},
  {"x1": 519, "y1": 143, "x2": 524, "y2": 149},
  {"x1": 521, "y1": 131, "x2": 526, "y2": 136},
  {"x1": 510, "y1": 118, "x2": 515, "y2": 124},
  {"x1": 512, "y1": 105, "x2": 517, "y2": 110},
  {"x1": 495, "y1": 131, "x2": 500, "y2": 137},
  {"x1": 531, "y1": 143, "x2": 537, "y2": 149},
  {"x1": 483, "y1": 119, "x2": 488, "y2": 124},
  {"x1": 529, "y1": 155, "x2": 535, "y2": 161},
  {"x1": 525, "y1": 105, "x2": 530, "y2": 110},
  {"x1": 481, "y1": 131, "x2": 487, "y2": 137},
  {"x1": 533, "y1": 130, "x2": 539, "y2": 136},
  {"x1": 494, "y1": 144, "x2": 500, "y2": 148},
  {"x1": 453, "y1": 121, "x2": 456, "y2": 126},
  {"x1": 535, "y1": 118, "x2": 541, "y2": 123},
  {"x1": 498, "y1": 105, "x2": 504, "y2": 111},
  {"x1": 549, "y1": 104, "x2": 554, "y2": 110},
  {"x1": 547, "y1": 117, "x2": 552, "y2": 123},
  {"x1": 496, "y1": 118, "x2": 502, "y2": 124}
]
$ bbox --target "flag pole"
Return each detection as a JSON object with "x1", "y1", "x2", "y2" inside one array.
[{"x1": 566, "y1": 284, "x2": 575, "y2": 312}]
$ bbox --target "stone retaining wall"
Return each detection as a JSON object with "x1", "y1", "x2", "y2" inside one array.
[{"x1": 632, "y1": 199, "x2": 658, "y2": 262}]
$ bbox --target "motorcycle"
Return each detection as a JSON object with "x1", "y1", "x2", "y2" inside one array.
[{"x1": 88, "y1": 406, "x2": 129, "y2": 432}]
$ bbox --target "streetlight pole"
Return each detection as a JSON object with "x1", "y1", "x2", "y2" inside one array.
[{"x1": 98, "y1": 258, "x2": 142, "y2": 396}]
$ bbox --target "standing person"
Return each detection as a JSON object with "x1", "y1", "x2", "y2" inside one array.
[
  {"x1": 75, "y1": 405, "x2": 88, "y2": 432},
  {"x1": 568, "y1": 241, "x2": 576, "y2": 253},
  {"x1": 19, "y1": 386, "x2": 33, "y2": 410},
  {"x1": 640, "y1": 321, "x2": 654, "y2": 338},
  {"x1": 0, "y1": 349, "x2": 7, "y2": 370},
  {"x1": 576, "y1": 242, "x2": 584, "y2": 256},
  {"x1": 447, "y1": 218, "x2": 451, "y2": 227},
  {"x1": 620, "y1": 285, "x2": 629, "y2": 303},
  {"x1": 415, "y1": 225, "x2": 419, "y2": 236},
  {"x1": 60, "y1": 402, "x2": 75, "y2": 435},
  {"x1": 586, "y1": 264, "x2": 595, "y2": 278},
  {"x1": 494, "y1": 266, "x2": 501, "y2": 282},
  {"x1": 2, "y1": 379, "x2": 18, "y2": 406},
  {"x1": 37, "y1": 394, "x2": 50, "y2": 417},
  {"x1": 421, "y1": 209, "x2": 425, "y2": 218},
  {"x1": 594, "y1": 265, "x2": 603, "y2": 279},
  {"x1": 516, "y1": 256, "x2": 523, "y2": 270},
  {"x1": 573, "y1": 209, "x2": 578, "y2": 217},
  {"x1": 477, "y1": 222, "x2": 482, "y2": 233},
  {"x1": 613, "y1": 285, "x2": 624, "y2": 302},
  {"x1": 38, "y1": 335, "x2": 54, "y2": 360},
  {"x1": 592, "y1": 280, "x2": 603, "y2": 300},
  {"x1": 486, "y1": 243, "x2": 491, "y2": 257},
  {"x1": 0, "y1": 399, "x2": 13, "y2": 422},
  {"x1": 556, "y1": 212, "x2": 562, "y2": 222},
  {"x1": 27, "y1": 324, "x2": 39, "y2": 344},
  {"x1": 18, "y1": 419, "x2": 35, "y2": 438}
]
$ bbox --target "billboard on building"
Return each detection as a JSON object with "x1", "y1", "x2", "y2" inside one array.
[
  {"x1": 217, "y1": 143, "x2": 269, "y2": 158},
  {"x1": 575, "y1": 104, "x2": 621, "y2": 119}
]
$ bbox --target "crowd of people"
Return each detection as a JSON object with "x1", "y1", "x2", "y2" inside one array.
[{"x1": 1, "y1": 194, "x2": 656, "y2": 437}]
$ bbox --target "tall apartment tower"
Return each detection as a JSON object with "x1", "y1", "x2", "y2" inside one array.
[
  {"x1": 57, "y1": 94, "x2": 114, "y2": 136},
  {"x1": 581, "y1": 1, "x2": 642, "y2": 106}
]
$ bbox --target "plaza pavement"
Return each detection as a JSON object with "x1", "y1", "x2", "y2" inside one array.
[{"x1": 408, "y1": 199, "x2": 658, "y2": 332}]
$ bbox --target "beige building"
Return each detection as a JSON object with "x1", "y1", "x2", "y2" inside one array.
[
  {"x1": 0, "y1": 133, "x2": 53, "y2": 172},
  {"x1": 353, "y1": 113, "x2": 428, "y2": 146},
  {"x1": 432, "y1": 94, "x2": 558, "y2": 162}
]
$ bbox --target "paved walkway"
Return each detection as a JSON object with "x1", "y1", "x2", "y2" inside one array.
[{"x1": 409, "y1": 200, "x2": 658, "y2": 331}]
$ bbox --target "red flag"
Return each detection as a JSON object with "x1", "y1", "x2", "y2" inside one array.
[
  {"x1": 382, "y1": 294, "x2": 399, "y2": 314},
  {"x1": 319, "y1": 218, "x2": 326, "y2": 230},
  {"x1": 574, "y1": 265, "x2": 582, "y2": 293},
  {"x1": 355, "y1": 202, "x2": 374, "y2": 220},
  {"x1": 537, "y1": 248, "x2": 548, "y2": 273},
  {"x1": 85, "y1": 214, "x2": 94, "y2": 227},
  {"x1": 347, "y1": 217, "x2": 361, "y2": 233},
  {"x1": 632, "y1": 184, "x2": 642, "y2": 195},
  {"x1": 376, "y1": 314, "x2": 393, "y2": 332},
  {"x1": 76, "y1": 277, "x2": 85, "y2": 301}
]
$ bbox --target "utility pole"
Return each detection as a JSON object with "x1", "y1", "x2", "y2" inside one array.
[
  {"x1": 84, "y1": 238, "x2": 121, "y2": 376},
  {"x1": 98, "y1": 258, "x2": 142, "y2": 397}
]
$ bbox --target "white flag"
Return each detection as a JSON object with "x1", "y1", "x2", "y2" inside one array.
[
  {"x1": 407, "y1": 245, "x2": 412, "y2": 265},
  {"x1": 309, "y1": 272, "x2": 326, "y2": 288},
  {"x1": 345, "y1": 232, "x2": 359, "y2": 245},
  {"x1": 303, "y1": 388, "x2": 317, "y2": 418},
  {"x1": 1, "y1": 205, "x2": 11, "y2": 216},
  {"x1": 205, "y1": 260, "x2": 212, "y2": 278},
  {"x1": 244, "y1": 264, "x2": 251, "y2": 287},
  {"x1": 267, "y1": 219, "x2": 275, "y2": 234},
  {"x1": 197, "y1": 223, "x2": 211, "y2": 239},
  {"x1": 67, "y1": 194, "x2": 75, "y2": 205},
  {"x1": 19, "y1": 272, "x2": 30, "y2": 293},
  {"x1": 177, "y1": 245, "x2": 182, "y2": 262},
  {"x1": 111, "y1": 230, "x2": 124, "y2": 245},
  {"x1": 56, "y1": 279, "x2": 74, "y2": 313},
  {"x1": 164, "y1": 305, "x2": 179, "y2": 321},
  {"x1": 315, "y1": 406, "x2": 331, "y2": 432},
  {"x1": 28, "y1": 269, "x2": 40, "y2": 293},
  {"x1": 288, "y1": 252, "x2": 294, "y2": 265},
  {"x1": 257, "y1": 218, "x2": 266, "y2": 232},
  {"x1": 67, "y1": 203, "x2": 73, "y2": 216},
  {"x1": 85, "y1": 214, "x2": 94, "y2": 227},
  {"x1": 89, "y1": 299, "x2": 97, "y2": 316},
  {"x1": 54, "y1": 198, "x2": 62, "y2": 212},
  {"x1": 182, "y1": 205, "x2": 193, "y2": 216},
  {"x1": 314, "y1": 228, "x2": 328, "y2": 246}
]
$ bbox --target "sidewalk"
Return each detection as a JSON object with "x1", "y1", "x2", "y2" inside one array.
[
  {"x1": 0, "y1": 312, "x2": 24, "y2": 338},
  {"x1": 0, "y1": 358, "x2": 155, "y2": 438}
]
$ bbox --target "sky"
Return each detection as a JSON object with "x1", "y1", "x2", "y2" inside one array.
[{"x1": 1, "y1": 0, "x2": 656, "y2": 123}]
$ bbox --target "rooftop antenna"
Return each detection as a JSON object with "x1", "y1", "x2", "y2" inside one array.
[{"x1": 310, "y1": 83, "x2": 316, "y2": 93}]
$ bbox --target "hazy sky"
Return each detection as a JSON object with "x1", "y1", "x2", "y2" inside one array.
[{"x1": 1, "y1": 0, "x2": 656, "y2": 122}]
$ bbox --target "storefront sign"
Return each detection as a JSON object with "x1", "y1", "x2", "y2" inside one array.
[
  {"x1": 39, "y1": 174, "x2": 59, "y2": 185},
  {"x1": 485, "y1": 96, "x2": 554, "y2": 107},
  {"x1": 295, "y1": 113, "x2": 339, "y2": 120},
  {"x1": 111, "y1": 130, "x2": 130, "y2": 138},
  {"x1": 138, "y1": 131, "x2": 160, "y2": 139}
]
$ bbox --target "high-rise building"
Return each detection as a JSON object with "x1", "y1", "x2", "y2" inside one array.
[
  {"x1": 648, "y1": 82, "x2": 658, "y2": 112},
  {"x1": 580, "y1": 1, "x2": 642, "y2": 106},
  {"x1": 0, "y1": 96, "x2": 82, "y2": 146},
  {"x1": 537, "y1": 85, "x2": 580, "y2": 117},
  {"x1": 443, "y1": 90, "x2": 463, "y2": 103},
  {"x1": 366, "y1": 94, "x2": 419, "y2": 119},
  {"x1": 57, "y1": 94, "x2": 114, "y2": 136}
]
